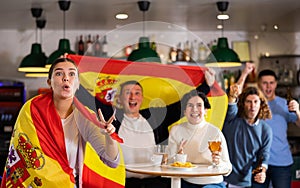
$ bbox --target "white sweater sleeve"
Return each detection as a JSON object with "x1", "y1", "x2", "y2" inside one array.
[{"x1": 73, "y1": 108, "x2": 119, "y2": 168}]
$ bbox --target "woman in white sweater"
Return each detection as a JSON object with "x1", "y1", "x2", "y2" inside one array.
[{"x1": 168, "y1": 90, "x2": 232, "y2": 188}]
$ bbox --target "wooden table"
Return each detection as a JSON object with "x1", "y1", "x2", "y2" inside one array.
[{"x1": 126, "y1": 164, "x2": 230, "y2": 188}]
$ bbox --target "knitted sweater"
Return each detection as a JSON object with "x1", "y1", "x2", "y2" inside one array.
[
  {"x1": 168, "y1": 121, "x2": 232, "y2": 185},
  {"x1": 222, "y1": 103, "x2": 272, "y2": 187}
]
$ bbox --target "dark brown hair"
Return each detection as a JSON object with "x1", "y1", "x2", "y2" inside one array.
[
  {"x1": 258, "y1": 69, "x2": 278, "y2": 81},
  {"x1": 237, "y1": 87, "x2": 272, "y2": 120},
  {"x1": 181, "y1": 90, "x2": 211, "y2": 110},
  {"x1": 48, "y1": 57, "x2": 78, "y2": 80},
  {"x1": 119, "y1": 80, "x2": 143, "y2": 95}
]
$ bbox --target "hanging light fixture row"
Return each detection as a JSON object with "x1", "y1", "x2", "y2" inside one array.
[
  {"x1": 18, "y1": 7, "x2": 49, "y2": 74},
  {"x1": 18, "y1": 1, "x2": 76, "y2": 78},
  {"x1": 19, "y1": 0, "x2": 241, "y2": 76}
]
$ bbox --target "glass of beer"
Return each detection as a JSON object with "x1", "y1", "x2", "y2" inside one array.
[{"x1": 208, "y1": 140, "x2": 221, "y2": 168}]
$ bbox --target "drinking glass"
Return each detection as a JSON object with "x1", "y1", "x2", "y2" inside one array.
[
  {"x1": 154, "y1": 145, "x2": 168, "y2": 165},
  {"x1": 208, "y1": 140, "x2": 221, "y2": 169}
]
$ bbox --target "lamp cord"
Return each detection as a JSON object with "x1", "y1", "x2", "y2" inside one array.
[
  {"x1": 63, "y1": 10, "x2": 66, "y2": 39},
  {"x1": 40, "y1": 27, "x2": 43, "y2": 45},
  {"x1": 142, "y1": 11, "x2": 145, "y2": 36},
  {"x1": 221, "y1": 19, "x2": 224, "y2": 37},
  {"x1": 35, "y1": 23, "x2": 38, "y2": 43}
]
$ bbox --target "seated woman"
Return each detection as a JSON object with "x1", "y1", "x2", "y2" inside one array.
[{"x1": 168, "y1": 90, "x2": 232, "y2": 188}]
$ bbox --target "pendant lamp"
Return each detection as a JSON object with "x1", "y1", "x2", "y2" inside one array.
[
  {"x1": 46, "y1": 0, "x2": 75, "y2": 69},
  {"x1": 206, "y1": 37, "x2": 241, "y2": 67},
  {"x1": 25, "y1": 72, "x2": 49, "y2": 78},
  {"x1": 18, "y1": 8, "x2": 48, "y2": 73},
  {"x1": 205, "y1": 1, "x2": 241, "y2": 68},
  {"x1": 18, "y1": 43, "x2": 48, "y2": 72},
  {"x1": 127, "y1": 1, "x2": 161, "y2": 63}
]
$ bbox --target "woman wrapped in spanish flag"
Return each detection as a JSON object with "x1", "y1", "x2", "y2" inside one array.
[{"x1": 0, "y1": 57, "x2": 125, "y2": 188}]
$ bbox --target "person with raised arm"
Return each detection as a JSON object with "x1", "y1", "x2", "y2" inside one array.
[
  {"x1": 1, "y1": 57, "x2": 123, "y2": 188},
  {"x1": 222, "y1": 63, "x2": 273, "y2": 187}
]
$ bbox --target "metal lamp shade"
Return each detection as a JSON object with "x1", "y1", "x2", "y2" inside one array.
[
  {"x1": 206, "y1": 37, "x2": 241, "y2": 67},
  {"x1": 46, "y1": 39, "x2": 75, "y2": 69},
  {"x1": 18, "y1": 43, "x2": 48, "y2": 72},
  {"x1": 127, "y1": 37, "x2": 161, "y2": 63}
]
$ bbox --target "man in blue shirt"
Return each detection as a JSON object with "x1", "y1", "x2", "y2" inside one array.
[
  {"x1": 257, "y1": 69, "x2": 300, "y2": 188},
  {"x1": 222, "y1": 63, "x2": 273, "y2": 187}
]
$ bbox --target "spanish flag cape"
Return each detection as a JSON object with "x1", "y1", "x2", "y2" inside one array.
[
  {"x1": 69, "y1": 54, "x2": 228, "y2": 130},
  {"x1": 0, "y1": 91, "x2": 125, "y2": 188}
]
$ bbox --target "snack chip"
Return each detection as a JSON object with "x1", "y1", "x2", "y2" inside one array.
[{"x1": 170, "y1": 161, "x2": 195, "y2": 168}]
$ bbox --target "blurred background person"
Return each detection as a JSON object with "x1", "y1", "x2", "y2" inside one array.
[{"x1": 257, "y1": 70, "x2": 300, "y2": 188}]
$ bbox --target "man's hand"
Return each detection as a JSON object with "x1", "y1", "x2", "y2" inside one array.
[
  {"x1": 205, "y1": 68, "x2": 216, "y2": 87},
  {"x1": 229, "y1": 84, "x2": 241, "y2": 98},
  {"x1": 243, "y1": 62, "x2": 255, "y2": 76},
  {"x1": 288, "y1": 99, "x2": 300, "y2": 114},
  {"x1": 236, "y1": 62, "x2": 255, "y2": 87},
  {"x1": 253, "y1": 167, "x2": 267, "y2": 183}
]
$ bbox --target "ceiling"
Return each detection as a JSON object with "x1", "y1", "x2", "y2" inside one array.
[{"x1": 1, "y1": 0, "x2": 300, "y2": 33}]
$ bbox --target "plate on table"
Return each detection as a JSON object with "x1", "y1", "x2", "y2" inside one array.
[{"x1": 166, "y1": 162, "x2": 197, "y2": 171}]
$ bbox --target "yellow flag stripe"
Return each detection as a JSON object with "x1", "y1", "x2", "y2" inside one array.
[{"x1": 83, "y1": 143, "x2": 126, "y2": 185}]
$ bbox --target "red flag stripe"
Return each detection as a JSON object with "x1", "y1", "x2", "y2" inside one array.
[
  {"x1": 82, "y1": 164, "x2": 124, "y2": 188},
  {"x1": 31, "y1": 92, "x2": 75, "y2": 183},
  {"x1": 69, "y1": 55, "x2": 206, "y2": 87}
]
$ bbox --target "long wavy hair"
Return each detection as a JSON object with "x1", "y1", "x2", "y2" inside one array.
[{"x1": 237, "y1": 87, "x2": 272, "y2": 120}]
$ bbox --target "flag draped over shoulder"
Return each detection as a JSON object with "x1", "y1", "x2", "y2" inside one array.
[
  {"x1": 1, "y1": 92, "x2": 125, "y2": 188},
  {"x1": 68, "y1": 54, "x2": 227, "y2": 130}
]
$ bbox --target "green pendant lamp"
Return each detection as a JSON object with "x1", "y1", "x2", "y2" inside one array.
[
  {"x1": 46, "y1": 0, "x2": 75, "y2": 69},
  {"x1": 46, "y1": 39, "x2": 75, "y2": 68},
  {"x1": 127, "y1": 37, "x2": 161, "y2": 63},
  {"x1": 127, "y1": 1, "x2": 161, "y2": 63},
  {"x1": 18, "y1": 43, "x2": 48, "y2": 72},
  {"x1": 206, "y1": 37, "x2": 241, "y2": 67},
  {"x1": 18, "y1": 8, "x2": 48, "y2": 73},
  {"x1": 205, "y1": 1, "x2": 241, "y2": 68}
]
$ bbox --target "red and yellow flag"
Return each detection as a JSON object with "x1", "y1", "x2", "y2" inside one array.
[
  {"x1": 1, "y1": 92, "x2": 125, "y2": 188},
  {"x1": 69, "y1": 54, "x2": 227, "y2": 129},
  {"x1": 1, "y1": 55, "x2": 227, "y2": 188}
]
